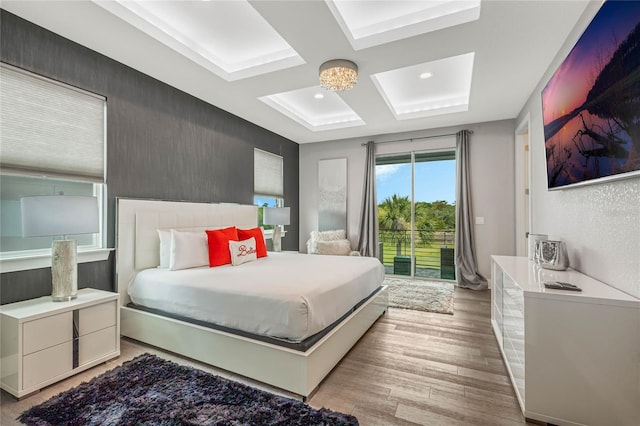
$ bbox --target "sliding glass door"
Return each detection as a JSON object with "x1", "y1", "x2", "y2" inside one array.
[{"x1": 376, "y1": 150, "x2": 456, "y2": 279}]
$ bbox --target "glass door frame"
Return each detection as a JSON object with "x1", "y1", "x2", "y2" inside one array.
[{"x1": 376, "y1": 148, "x2": 456, "y2": 279}]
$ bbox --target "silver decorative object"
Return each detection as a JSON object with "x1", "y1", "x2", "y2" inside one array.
[
  {"x1": 528, "y1": 233, "x2": 548, "y2": 260},
  {"x1": 538, "y1": 240, "x2": 570, "y2": 271}
]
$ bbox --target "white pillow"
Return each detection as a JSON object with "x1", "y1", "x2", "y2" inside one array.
[
  {"x1": 157, "y1": 229, "x2": 171, "y2": 269},
  {"x1": 229, "y1": 237, "x2": 258, "y2": 266},
  {"x1": 316, "y1": 239, "x2": 352, "y2": 256},
  {"x1": 169, "y1": 229, "x2": 209, "y2": 271},
  {"x1": 308, "y1": 229, "x2": 346, "y2": 254},
  {"x1": 316, "y1": 229, "x2": 346, "y2": 241}
]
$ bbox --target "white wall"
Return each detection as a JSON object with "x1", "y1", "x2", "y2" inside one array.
[
  {"x1": 299, "y1": 120, "x2": 516, "y2": 280},
  {"x1": 517, "y1": 1, "x2": 640, "y2": 298}
]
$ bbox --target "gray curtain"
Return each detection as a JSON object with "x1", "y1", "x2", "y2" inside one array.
[
  {"x1": 455, "y1": 130, "x2": 487, "y2": 289},
  {"x1": 357, "y1": 141, "x2": 378, "y2": 257}
]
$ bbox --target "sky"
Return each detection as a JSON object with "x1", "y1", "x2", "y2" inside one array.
[
  {"x1": 254, "y1": 196, "x2": 277, "y2": 207},
  {"x1": 376, "y1": 159, "x2": 456, "y2": 204}
]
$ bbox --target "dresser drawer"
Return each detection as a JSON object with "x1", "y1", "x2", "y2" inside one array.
[
  {"x1": 23, "y1": 341, "x2": 72, "y2": 390},
  {"x1": 78, "y1": 301, "x2": 116, "y2": 336},
  {"x1": 23, "y1": 311, "x2": 72, "y2": 355},
  {"x1": 78, "y1": 326, "x2": 117, "y2": 366}
]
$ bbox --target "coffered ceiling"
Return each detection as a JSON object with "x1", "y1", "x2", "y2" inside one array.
[{"x1": 2, "y1": 1, "x2": 590, "y2": 143}]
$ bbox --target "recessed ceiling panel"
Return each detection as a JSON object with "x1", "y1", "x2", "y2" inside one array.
[
  {"x1": 326, "y1": 0, "x2": 481, "y2": 50},
  {"x1": 5, "y1": 0, "x2": 590, "y2": 143},
  {"x1": 372, "y1": 52, "x2": 475, "y2": 120},
  {"x1": 94, "y1": 0, "x2": 304, "y2": 81},
  {"x1": 259, "y1": 87, "x2": 365, "y2": 132}
]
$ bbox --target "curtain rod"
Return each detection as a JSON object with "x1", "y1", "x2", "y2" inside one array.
[{"x1": 361, "y1": 130, "x2": 473, "y2": 146}]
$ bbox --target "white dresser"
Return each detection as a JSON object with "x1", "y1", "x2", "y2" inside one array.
[
  {"x1": 1, "y1": 288, "x2": 120, "y2": 398},
  {"x1": 491, "y1": 256, "x2": 640, "y2": 426}
]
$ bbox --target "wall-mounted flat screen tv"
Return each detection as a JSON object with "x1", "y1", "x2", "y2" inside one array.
[{"x1": 541, "y1": 0, "x2": 640, "y2": 190}]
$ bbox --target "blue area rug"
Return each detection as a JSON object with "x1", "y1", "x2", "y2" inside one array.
[{"x1": 19, "y1": 353, "x2": 358, "y2": 425}]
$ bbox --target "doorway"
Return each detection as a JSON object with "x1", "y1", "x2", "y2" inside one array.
[
  {"x1": 515, "y1": 115, "x2": 531, "y2": 256},
  {"x1": 376, "y1": 150, "x2": 456, "y2": 279}
]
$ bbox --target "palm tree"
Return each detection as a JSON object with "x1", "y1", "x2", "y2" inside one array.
[
  {"x1": 415, "y1": 200, "x2": 456, "y2": 246},
  {"x1": 378, "y1": 195, "x2": 410, "y2": 255}
]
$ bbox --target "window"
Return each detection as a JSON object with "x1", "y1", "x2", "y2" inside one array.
[
  {"x1": 0, "y1": 63, "x2": 107, "y2": 270},
  {"x1": 254, "y1": 149, "x2": 284, "y2": 236},
  {"x1": 254, "y1": 195, "x2": 284, "y2": 230},
  {"x1": 0, "y1": 175, "x2": 105, "y2": 253}
]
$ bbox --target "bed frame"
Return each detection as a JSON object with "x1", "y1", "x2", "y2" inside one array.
[{"x1": 115, "y1": 198, "x2": 388, "y2": 399}]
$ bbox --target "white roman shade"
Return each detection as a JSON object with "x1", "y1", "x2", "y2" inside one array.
[
  {"x1": 254, "y1": 148, "x2": 283, "y2": 197},
  {"x1": 0, "y1": 63, "x2": 106, "y2": 181}
]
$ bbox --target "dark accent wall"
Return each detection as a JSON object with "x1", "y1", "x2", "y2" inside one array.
[{"x1": 0, "y1": 10, "x2": 300, "y2": 304}]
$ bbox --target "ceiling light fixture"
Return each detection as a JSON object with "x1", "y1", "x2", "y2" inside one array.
[
  {"x1": 314, "y1": 93, "x2": 325, "y2": 99},
  {"x1": 319, "y1": 59, "x2": 358, "y2": 91},
  {"x1": 420, "y1": 72, "x2": 432, "y2": 79}
]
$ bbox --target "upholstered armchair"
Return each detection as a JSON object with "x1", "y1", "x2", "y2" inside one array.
[{"x1": 306, "y1": 229, "x2": 360, "y2": 256}]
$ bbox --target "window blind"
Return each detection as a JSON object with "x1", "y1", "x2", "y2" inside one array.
[
  {"x1": 254, "y1": 148, "x2": 283, "y2": 197},
  {"x1": 0, "y1": 63, "x2": 105, "y2": 181}
]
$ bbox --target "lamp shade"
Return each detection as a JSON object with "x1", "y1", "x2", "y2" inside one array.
[
  {"x1": 263, "y1": 207, "x2": 290, "y2": 226},
  {"x1": 21, "y1": 195, "x2": 99, "y2": 237}
]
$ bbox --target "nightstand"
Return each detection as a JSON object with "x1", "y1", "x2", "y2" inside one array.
[{"x1": 0, "y1": 288, "x2": 120, "y2": 398}]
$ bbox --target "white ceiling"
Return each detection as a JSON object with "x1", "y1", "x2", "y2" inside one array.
[{"x1": 2, "y1": 0, "x2": 590, "y2": 144}]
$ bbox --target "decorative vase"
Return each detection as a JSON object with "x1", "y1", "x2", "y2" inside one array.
[
  {"x1": 538, "y1": 240, "x2": 570, "y2": 271},
  {"x1": 528, "y1": 233, "x2": 548, "y2": 261}
]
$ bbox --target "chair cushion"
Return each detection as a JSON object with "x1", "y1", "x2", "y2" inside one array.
[{"x1": 316, "y1": 239, "x2": 352, "y2": 256}]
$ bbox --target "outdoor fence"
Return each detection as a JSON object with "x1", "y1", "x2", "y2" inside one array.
[{"x1": 378, "y1": 228, "x2": 456, "y2": 279}]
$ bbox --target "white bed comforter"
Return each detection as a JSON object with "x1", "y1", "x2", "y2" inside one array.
[{"x1": 128, "y1": 252, "x2": 384, "y2": 342}]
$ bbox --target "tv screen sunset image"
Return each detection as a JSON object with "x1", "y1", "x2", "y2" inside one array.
[{"x1": 541, "y1": 0, "x2": 640, "y2": 189}]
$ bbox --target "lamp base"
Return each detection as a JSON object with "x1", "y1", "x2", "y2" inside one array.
[
  {"x1": 272, "y1": 226, "x2": 282, "y2": 252},
  {"x1": 51, "y1": 239, "x2": 78, "y2": 302}
]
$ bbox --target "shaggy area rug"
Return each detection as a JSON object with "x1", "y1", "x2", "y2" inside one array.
[
  {"x1": 19, "y1": 354, "x2": 358, "y2": 426},
  {"x1": 384, "y1": 277, "x2": 455, "y2": 314}
]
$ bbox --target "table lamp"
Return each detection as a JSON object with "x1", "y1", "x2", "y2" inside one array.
[
  {"x1": 263, "y1": 207, "x2": 290, "y2": 252},
  {"x1": 21, "y1": 195, "x2": 99, "y2": 301}
]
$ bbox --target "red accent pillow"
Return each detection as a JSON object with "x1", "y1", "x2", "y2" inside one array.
[
  {"x1": 206, "y1": 227, "x2": 239, "y2": 266},
  {"x1": 237, "y1": 227, "x2": 267, "y2": 258}
]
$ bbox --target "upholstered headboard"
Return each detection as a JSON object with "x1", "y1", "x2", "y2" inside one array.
[{"x1": 116, "y1": 198, "x2": 257, "y2": 305}]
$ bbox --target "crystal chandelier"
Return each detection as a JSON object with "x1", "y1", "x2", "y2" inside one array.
[{"x1": 319, "y1": 59, "x2": 358, "y2": 91}]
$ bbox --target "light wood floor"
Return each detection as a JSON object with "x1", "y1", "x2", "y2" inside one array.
[{"x1": 1, "y1": 287, "x2": 533, "y2": 425}]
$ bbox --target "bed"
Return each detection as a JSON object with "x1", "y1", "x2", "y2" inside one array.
[{"x1": 116, "y1": 198, "x2": 388, "y2": 399}]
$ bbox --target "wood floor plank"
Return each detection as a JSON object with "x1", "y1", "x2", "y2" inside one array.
[
  {"x1": 457, "y1": 365, "x2": 512, "y2": 385},
  {"x1": 352, "y1": 405, "x2": 421, "y2": 426},
  {"x1": 429, "y1": 388, "x2": 525, "y2": 422},
  {"x1": 464, "y1": 386, "x2": 524, "y2": 410},
  {"x1": 395, "y1": 402, "x2": 476, "y2": 426},
  {"x1": 397, "y1": 399, "x2": 526, "y2": 426}
]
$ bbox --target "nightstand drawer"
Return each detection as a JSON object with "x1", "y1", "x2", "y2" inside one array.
[
  {"x1": 78, "y1": 301, "x2": 116, "y2": 336},
  {"x1": 78, "y1": 326, "x2": 117, "y2": 365},
  {"x1": 23, "y1": 311, "x2": 72, "y2": 355},
  {"x1": 23, "y1": 341, "x2": 72, "y2": 390}
]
